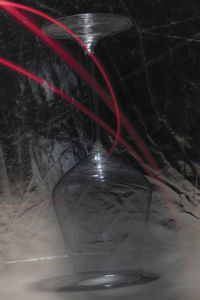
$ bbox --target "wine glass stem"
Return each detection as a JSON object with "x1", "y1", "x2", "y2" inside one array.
[{"x1": 87, "y1": 54, "x2": 102, "y2": 146}]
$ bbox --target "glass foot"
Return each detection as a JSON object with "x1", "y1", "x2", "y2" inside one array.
[
  {"x1": 42, "y1": 13, "x2": 132, "y2": 52},
  {"x1": 38, "y1": 270, "x2": 158, "y2": 292}
]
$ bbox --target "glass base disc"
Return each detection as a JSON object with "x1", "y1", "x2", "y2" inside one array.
[
  {"x1": 43, "y1": 13, "x2": 132, "y2": 40},
  {"x1": 42, "y1": 13, "x2": 132, "y2": 52},
  {"x1": 38, "y1": 271, "x2": 158, "y2": 292}
]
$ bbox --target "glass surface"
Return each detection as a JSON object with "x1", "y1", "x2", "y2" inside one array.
[
  {"x1": 42, "y1": 13, "x2": 132, "y2": 52},
  {"x1": 39, "y1": 270, "x2": 158, "y2": 292}
]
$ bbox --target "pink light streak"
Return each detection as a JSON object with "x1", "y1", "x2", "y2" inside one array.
[
  {"x1": 0, "y1": 57, "x2": 181, "y2": 234},
  {"x1": 0, "y1": 1, "x2": 120, "y2": 158},
  {"x1": 0, "y1": 1, "x2": 155, "y2": 168},
  {"x1": 0, "y1": 56, "x2": 152, "y2": 176},
  {"x1": 0, "y1": 2, "x2": 185, "y2": 243},
  {"x1": 0, "y1": 56, "x2": 152, "y2": 209}
]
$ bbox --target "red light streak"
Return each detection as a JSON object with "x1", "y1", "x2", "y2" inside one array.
[
  {"x1": 0, "y1": 57, "x2": 181, "y2": 233},
  {"x1": 0, "y1": 1, "x2": 120, "y2": 158},
  {"x1": 0, "y1": 56, "x2": 152, "y2": 207},
  {"x1": 0, "y1": 1, "x2": 155, "y2": 167},
  {"x1": 0, "y1": 2, "x2": 184, "y2": 241},
  {"x1": 0, "y1": 57, "x2": 150, "y2": 173}
]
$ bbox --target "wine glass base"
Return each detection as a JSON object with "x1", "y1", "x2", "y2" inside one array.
[
  {"x1": 38, "y1": 270, "x2": 158, "y2": 292},
  {"x1": 42, "y1": 13, "x2": 132, "y2": 52}
]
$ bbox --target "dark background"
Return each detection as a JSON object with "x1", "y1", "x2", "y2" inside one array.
[
  {"x1": 1, "y1": 0, "x2": 200, "y2": 206},
  {"x1": 0, "y1": 1, "x2": 200, "y2": 299},
  {"x1": 0, "y1": 0, "x2": 200, "y2": 266}
]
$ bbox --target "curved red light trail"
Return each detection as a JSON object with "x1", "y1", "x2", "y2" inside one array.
[
  {"x1": 0, "y1": 56, "x2": 154, "y2": 206},
  {"x1": 0, "y1": 1, "x2": 120, "y2": 158},
  {"x1": 0, "y1": 1, "x2": 185, "y2": 244},
  {"x1": 0, "y1": 56, "x2": 152, "y2": 176},
  {"x1": 0, "y1": 1, "x2": 156, "y2": 168},
  {"x1": 0, "y1": 58, "x2": 181, "y2": 234}
]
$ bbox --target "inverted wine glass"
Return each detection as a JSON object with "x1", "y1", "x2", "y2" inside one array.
[{"x1": 42, "y1": 13, "x2": 156, "y2": 292}]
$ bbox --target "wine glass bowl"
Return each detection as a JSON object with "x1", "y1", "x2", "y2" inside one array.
[
  {"x1": 53, "y1": 145, "x2": 151, "y2": 251},
  {"x1": 51, "y1": 143, "x2": 153, "y2": 290}
]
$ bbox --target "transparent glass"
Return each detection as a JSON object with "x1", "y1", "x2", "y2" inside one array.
[
  {"x1": 51, "y1": 142, "x2": 153, "y2": 291},
  {"x1": 42, "y1": 13, "x2": 132, "y2": 52},
  {"x1": 42, "y1": 13, "x2": 156, "y2": 291}
]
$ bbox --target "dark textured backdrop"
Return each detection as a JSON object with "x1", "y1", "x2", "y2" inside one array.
[
  {"x1": 0, "y1": 1, "x2": 200, "y2": 299},
  {"x1": 0, "y1": 0, "x2": 199, "y2": 207}
]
